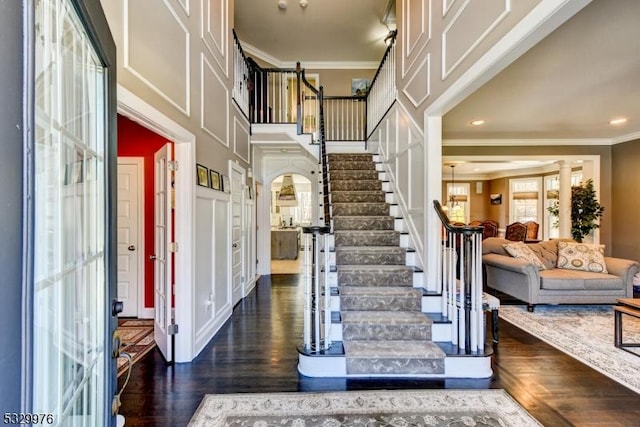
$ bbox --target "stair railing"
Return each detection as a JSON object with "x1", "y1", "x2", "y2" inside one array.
[
  {"x1": 232, "y1": 29, "x2": 250, "y2": 118},
  {"x1": 301, "y1": 225, "x2": 331, "y2": 353},
  {"x1": 323, "y1": 95, "x2": 366, "y2": 141},
  {"x1": 433, "y1": 200, "x2": 485, "y2": 354},
  {"x1": 366, "y1": 29, "x2": 397, "y2": 140}
]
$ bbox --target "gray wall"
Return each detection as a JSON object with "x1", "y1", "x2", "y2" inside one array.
[{"x1": 0, "y1": 0, "x2": 25, "y2": 414}]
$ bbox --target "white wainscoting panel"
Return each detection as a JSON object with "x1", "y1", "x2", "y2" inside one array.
[
  {"x1": 234, "y1": 116, "x2": 250, "y2": 163},
  {"x1": 442, "y1": 0, "x2": 457, "y2": 17},
  {"x1": 402, "y1": 0, "x2": 432, "y2": 78},
  {"x1": 201, "y1": 53, "x2": 230, "y2": 147},
  {"x1": 124, "y1": 0, "x2": 190, "y2": 115},
  {"x1": 402, "y1": 55, "x2": 431, "y2": 108},
  {"x1": 201, "y1": 0, "x2": 229, "y2": 76},
  {"x1": 194, "y1": 187, "x2": 232, "y2": 357},
  {"x1": 371, "y1": 104, "x2": 425, "y2": 268},
  {"x1": 175, "y1": 0, "x2": 190, "y2": 15},
  {"x1": 442, "y1": 0, "x2": 511, "y2": 79}
]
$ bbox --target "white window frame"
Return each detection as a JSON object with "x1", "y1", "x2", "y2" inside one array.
[
  {"x1": 446, "y1": 182, "x2": 470, "y2": 224},
  {"x1": 509, "y1": 177, "x2": 543, "y2": 225}
]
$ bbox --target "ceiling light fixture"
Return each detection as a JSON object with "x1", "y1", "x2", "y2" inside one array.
[
  {"x1": 278, "y1": 0, "x2": 287, "y2": 10},
  {"x1": 609, "y1": 117, "x2": 627, "y2": 125},
  {"x1": 299, "y1": 0, "x2": 308, "y2": 8},
  {"x1": 470, "y1": 120, "x2": 485, "y2": 126}
]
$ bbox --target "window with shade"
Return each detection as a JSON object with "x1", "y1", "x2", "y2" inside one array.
[
  {"x1": 510, "y1": 178, "x2": 542, "y2": 224},
  {"x1": 446, "y1": 183, "x2": 470, "y2": 224}
]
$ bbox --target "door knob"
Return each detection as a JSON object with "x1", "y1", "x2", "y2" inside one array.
[
  {"x1": 128, "y1": 245, "x2": 136, "y2": 251},
  {"x1": 149, "y1": 254, "x2": 157, "y2": 260}
]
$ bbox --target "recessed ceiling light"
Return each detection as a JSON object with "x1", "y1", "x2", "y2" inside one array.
[
  {"x1": 609, "y1": 117, "x2": 627, "y2": 125},
  {"x1": 470, "y1": 120, "x2": 485, "y2": 126}
]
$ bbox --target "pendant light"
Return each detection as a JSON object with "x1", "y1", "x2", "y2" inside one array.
[{"x1": 276, "y1": 174, "x2": 297, "y2": 206}]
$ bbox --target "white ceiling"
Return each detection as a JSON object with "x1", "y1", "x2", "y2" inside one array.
[{"x1": 235, "y1": 0, "x2": 640, "y2": 178}]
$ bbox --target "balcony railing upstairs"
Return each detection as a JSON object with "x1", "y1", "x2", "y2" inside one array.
[
  {"x1": 232, "y1": 29, "x2": 398, "y2": 144},
  {"x1": 434, "y1": 200, "x2": 485, "y2": 354}
]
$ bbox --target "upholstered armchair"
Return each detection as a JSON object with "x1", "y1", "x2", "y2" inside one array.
[{"x1": 505, "y1": 222, "x2": 527, "y2": 242}]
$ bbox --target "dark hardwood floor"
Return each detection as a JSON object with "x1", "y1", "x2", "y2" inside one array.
[{"x1": 118, "y1": 274, "x2": 640, "y2": 426}]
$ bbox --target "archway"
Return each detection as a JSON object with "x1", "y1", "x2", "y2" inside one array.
[{"x1": 269, "y1": 173, "x2": 313, "y2": 274}]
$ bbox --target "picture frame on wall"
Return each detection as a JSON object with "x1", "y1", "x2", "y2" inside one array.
[
  {"x1": 490, "y1": 193, "x2": 502, "y2": 205},
  {"x1": 222, "y1": 175, "x2": 230, "y2": 193},
  {"x1": 196, "y1": 163, "x2": 209, "y2": 187},
  {"x1": 351, "y1": 78, "x2": 370, "y2": 96},
  {"x1": 210, "y1": 170, "x2": 221, "y2": 191}
]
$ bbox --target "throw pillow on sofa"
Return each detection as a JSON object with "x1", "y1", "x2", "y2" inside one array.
[
  {"x1": 503, "y1": 242, "x2": 546, "y2": 270},
  {"x1": 557, "y1": 241, "x2": 608, "y2": 273}
]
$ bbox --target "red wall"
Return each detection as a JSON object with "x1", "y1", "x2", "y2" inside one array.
[{"x1": 117, "y1": 115, "x2": 170, "y2": 308}]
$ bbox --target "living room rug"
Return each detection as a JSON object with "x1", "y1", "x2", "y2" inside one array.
[
  {"x1": 188, "y1": 389, "x2": 541, "y2": 426},
  {"x1": 500, "y1": 304, "x2": 640, "y2": 393},
  {"x1": 117, "y1": 318, "x2": 156, "y2": 377}
]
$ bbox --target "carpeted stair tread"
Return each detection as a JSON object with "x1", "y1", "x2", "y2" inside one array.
[
  {"x1": 339, "y1": 286, "x2": 420, "y2": 296},
  {"x1": 330, "y1": 179, "x2": 381, "y2": 191},
  {"x1": 329, "y1": 170, "x2": 379, "y2": 180},
  {"x1": 333, "y1": 216, "x2": 394, "y2": 231},
  {"x1": 328, "y1": 153, "x2": 374, "y2": 161},
  {"x1": 336, "y1": 246, "x2": 406, "y2": 266},
  {"x1": 332, "y1": 202, "x2": 389, "y2": 216},
  {"x1": 329, "y1": 161, "x2": 376, "y2": 171},
  {"x1": 334, "y1": 230, "x2": 400, "y2": 247},
  {"x1": 331, "y1": 191, "x2": 386, "y2": 203},
  {"x1": 344, "y1": 341, "x2": 445, "y2": 375},
  {"x1": 341, "y1": 311, "x2": 432, "y2": 341}
]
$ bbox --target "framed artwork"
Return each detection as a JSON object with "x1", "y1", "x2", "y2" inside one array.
[
  {"x1": 490, "y1": 193, "x2": 502, "y2": 205},
  {"x1": 196, "y1": 163, "x2": 209, "y2": 187},
  {"x1": 210, "y1": 170, "x2": 221, "y2": 191},
  {"x1": 222, "y1": 175, "x2": 230, "y2": 193},
  {"x1": 351, "y1": 78, "x2": 370, "y2": 96}
]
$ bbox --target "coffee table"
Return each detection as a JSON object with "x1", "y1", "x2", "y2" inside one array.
[{"x1": 614, "y1": 298, "x2": 640, "y2": 356}]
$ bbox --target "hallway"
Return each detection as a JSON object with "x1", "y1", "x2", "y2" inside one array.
[{"x1": 119, "y1": 275, "x2": 640, "y2": 426}]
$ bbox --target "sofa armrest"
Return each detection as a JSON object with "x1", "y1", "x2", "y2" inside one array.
[
  {"x1": 605, "y1": 257, "x2": 640, "y2": 297},
  {"x1": 482, "y1": 253, "x2": 541, "y2": 305}
]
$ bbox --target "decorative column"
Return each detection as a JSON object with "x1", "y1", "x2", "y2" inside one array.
[{"x1": 558, "y1": 161, "x2": 572, "y2": 238}]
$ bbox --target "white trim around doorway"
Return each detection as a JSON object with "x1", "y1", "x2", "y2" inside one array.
[{"x1": 117, "y1": 84, "x2": 196, "y2": 363}]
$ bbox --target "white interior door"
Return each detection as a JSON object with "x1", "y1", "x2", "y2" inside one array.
[
  {"x1": 117, "y1": 159, "x2": 143, "y2": 317},
  {"x1": 153, "y1": 144, "x2": 173, "y2": 361},
  {"x1": 231, "y1": 163, "x2": 245, "y2": 305}
]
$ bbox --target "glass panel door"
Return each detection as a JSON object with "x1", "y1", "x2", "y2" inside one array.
[{"x1": 33, "y1": 0, "x2": 108, "y2": 424}]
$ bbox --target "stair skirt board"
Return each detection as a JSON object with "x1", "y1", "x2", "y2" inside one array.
[{"x1": 298, "y1": 352, "x2": 493, "y2": 379}]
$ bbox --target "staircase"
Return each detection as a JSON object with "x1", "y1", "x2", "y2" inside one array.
[{"x1": 328, "y1": 153, "x2": 445, "y2": 375}]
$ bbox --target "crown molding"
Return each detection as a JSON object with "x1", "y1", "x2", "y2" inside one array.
[
  {"x1": 443, "y1": 138, "x2": 613, "y2": 147},
  {"x1": 239, "y1": 39, "x2": 379, "y2": 70},
  {"x1": 611, "y1": 131, "x2": 640, "y2": 145},
  {"x1": 443, "y1": 131, "x2": 640, "y2": 147}
]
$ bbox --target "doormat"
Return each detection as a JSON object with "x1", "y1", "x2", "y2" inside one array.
[
  {"x1": 189, "y1": 389, "x2": 541, "y2": 426},
  {"x1": 117, "y1": 318, "x2": 156, "y2": 377}
]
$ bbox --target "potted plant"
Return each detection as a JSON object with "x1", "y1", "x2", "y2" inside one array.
[{"x1": 547, "y1": 179, "x2": 604, "y2": 242}]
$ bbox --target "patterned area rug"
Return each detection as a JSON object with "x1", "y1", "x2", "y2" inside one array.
[
  {"x1": 188, "y1": 389, "x2": 541, "y2": 426},
  {"x1": 117, "y1": 318, "x2": 156, "y2": 377},
  {"x1": 500, "y1": 304, "x2": 640, "y2": 393}
]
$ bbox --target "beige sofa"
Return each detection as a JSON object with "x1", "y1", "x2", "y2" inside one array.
[{"x1": 482, "y1": 238, "x2": 640, "y2": 311}]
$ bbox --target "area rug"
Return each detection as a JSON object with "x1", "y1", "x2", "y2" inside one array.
[
  {"x1": 500, "y1": 304, "x2": 640, "y2": 393},
  {"x1": 188, "y1": 389, "x2": 541, "y2": 426},
  {"x1": 117, "y1": 318, "x2": 156, "y2": 377}
]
